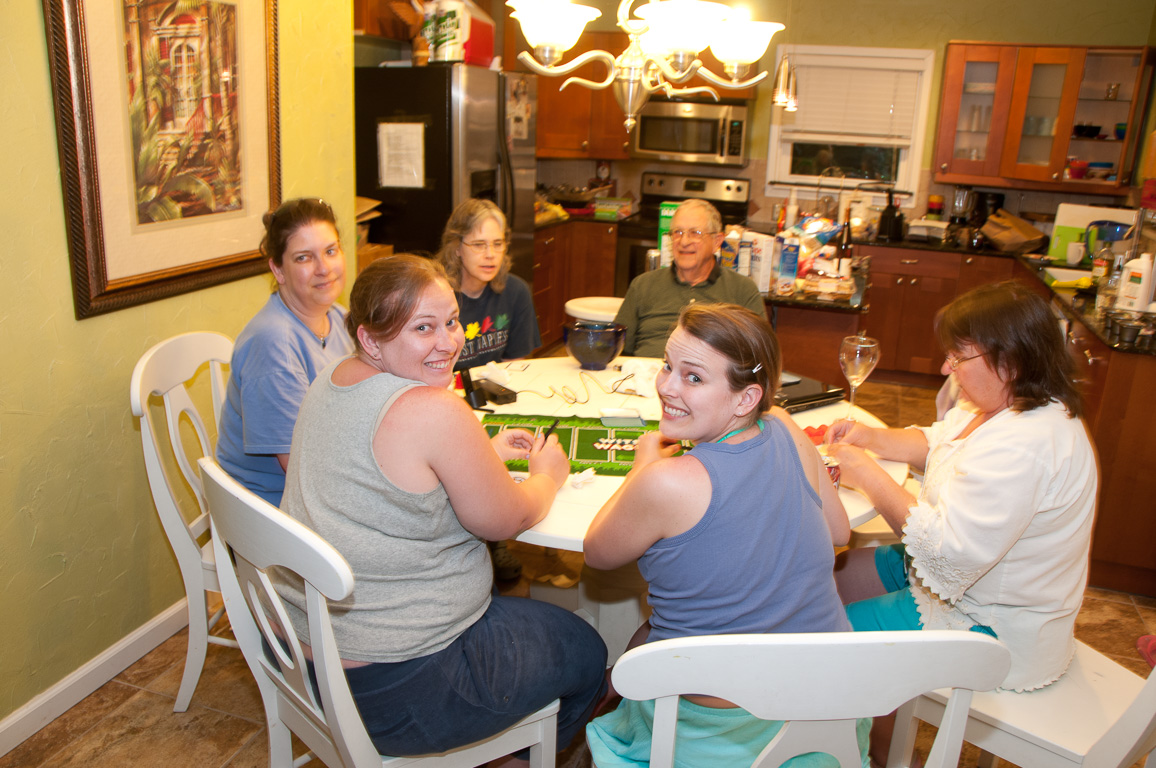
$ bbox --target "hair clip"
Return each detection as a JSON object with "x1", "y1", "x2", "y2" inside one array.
[{"x1": 752, "y1": 363, "x2": 763, "y2": 374}]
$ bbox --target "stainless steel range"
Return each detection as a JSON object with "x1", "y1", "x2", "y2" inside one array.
[{"x1": 615, "y1": 172, "x2": 751, "y2": 295}]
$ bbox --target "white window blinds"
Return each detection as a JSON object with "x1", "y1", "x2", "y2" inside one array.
[{"x1": 784, "y1": 65, "x2": 920, "y2": 145}]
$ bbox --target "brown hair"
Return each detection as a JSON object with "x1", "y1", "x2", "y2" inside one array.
[
  {"x1": 346, "y1": 255, "x2": 450, "y2": 352},
  {"x1": 261, "y1": 197, "x2": 338, "y2": 267},
  {"x1": 935, "y1": 281, "x2": 1082, "y2": 417},
  {"x1": 677, "y1": 303, "x2": 782, "y2": 424},
  {"x1": 436, "y1": 199, "x2": 511, "y2": 293}
]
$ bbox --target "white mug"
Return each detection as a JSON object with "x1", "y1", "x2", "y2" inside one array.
[{"x1": 1066, "y1": 241, "x2": 1085, "y2": 266}]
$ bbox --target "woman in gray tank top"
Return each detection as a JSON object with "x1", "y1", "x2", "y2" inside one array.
[{"x1": 277, "y1": 255, "x2": 607, "y2": 763}]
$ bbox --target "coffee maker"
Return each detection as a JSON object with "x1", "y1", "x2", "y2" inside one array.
[{"x1": 972, "y1": 192, "x2": 1005, "y2": 229}]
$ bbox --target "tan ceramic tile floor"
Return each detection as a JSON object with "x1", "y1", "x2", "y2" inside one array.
[{"x1": 5, "y1": 382, "x2": 1152, "y2": 768}]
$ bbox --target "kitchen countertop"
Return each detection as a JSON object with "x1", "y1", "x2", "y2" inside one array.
[
  {"x1": 854, "y1": 237, "x2": 1018, "y2": 259},
  {"x1": 1015, "y1": 257, "x2": 1156, "y2": 356}
]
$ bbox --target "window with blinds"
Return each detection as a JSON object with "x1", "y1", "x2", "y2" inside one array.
[{"x1": 766, "y1": 46, "x2": 935, "y2": 193}]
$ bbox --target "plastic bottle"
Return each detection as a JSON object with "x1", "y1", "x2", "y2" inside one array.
[
  {"x1": 1116, "y1": 252, "x2": 1154, "y2": 311},
  {"x1": 421, "y1": 1, "x2": 439, "y2": 61},
  {"x1": 1096, "y1": 254, "x2": 1123, "y2": 317},
  {"x1": 784, "y1": 188, "x2": 799, "y2": 230}
]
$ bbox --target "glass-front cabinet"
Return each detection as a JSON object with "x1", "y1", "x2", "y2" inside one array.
[
  {"x1": 1000, "y1": 47, "x2": 1084, "y2": 182},
  {"x1": 934, "y1": 45, "x2": 1017, "y2": 178},
  {"x1": 934, "y1": 43, "x2": 1154, "y2": 194}
]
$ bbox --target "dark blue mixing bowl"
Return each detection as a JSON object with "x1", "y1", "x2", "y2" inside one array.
[{"x1": 564, "y1": 322, "x2": 626, "y2": 370}]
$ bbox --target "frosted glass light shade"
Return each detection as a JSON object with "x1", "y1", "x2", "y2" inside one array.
[
  {"x1": 508, "y1": 0, "x2": 601, "y2": 52},
  {"x1": 709, "y1": 19, "x2": 782, "y2": 66},
  {"x1": 635, "y1": 0, "x2": 729, "y2": 55}
]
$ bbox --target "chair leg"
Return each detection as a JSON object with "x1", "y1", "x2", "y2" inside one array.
[
  {"x1": 175, "y1": 588, "x2": 211, "y2": 712},
  {"x1": 975, "y1": 750, "x2": 999, "y2": 768}
]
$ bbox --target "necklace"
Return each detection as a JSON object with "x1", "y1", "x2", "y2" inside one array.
[{"x1": 716, "y1": 419, "x2": 764, "y2": 443}]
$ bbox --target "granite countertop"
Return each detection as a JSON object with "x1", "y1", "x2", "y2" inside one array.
[
  {"x1": 854, "y1": 237, "x2": 1018, "y2": 259},
  {"x1": 1015, "y1": 256, "x2": 1156, "y2": 357},
  {"x1": 761, "y1": 270, "x2": 867, "y2": 313}
]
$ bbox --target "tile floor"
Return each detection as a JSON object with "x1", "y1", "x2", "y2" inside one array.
[{"x1": 4, "y1": 381, "x2": 1153, "y2": 768}]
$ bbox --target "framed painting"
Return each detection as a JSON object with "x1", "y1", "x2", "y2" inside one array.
[{"x1": 42, "y1": 0, "x2": 281, "y2": 319}]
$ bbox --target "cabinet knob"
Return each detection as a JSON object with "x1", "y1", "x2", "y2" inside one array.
[
  {"x1": 533, "y1": 263, "x2": 541, "y2": 269},
  {"x1": 544, "y1": 237, "x2": 554, "y2": 246},
  {"x1": 1083, "y1": 349, "x2": 1101, "y2": 365},
  {"x1": 623, "y1": 141, "x2": 629, "y2": 150},
  {"x1": 900, "y1": 259, "x2": 918, "y2": 265},
  {"x1": 582, "y1": 141, "x2": 589, "y2": 151},
  {"x1": 965, "y1": 257, "x2": 974, "y2": 265},
  {"x1": 940, "y1": 163, "x2": 948, "y2": 171},
  {"x1": 607, "y1": 226, "x2": 614, "y2": 234},
  {"x1": 1052, "y1": 172, "x2": 1060, "y2": 180},
  {"x1": 910, "y1": 277, "x2": 919, "y2": 287},
  {"x1": 896, "y1": 277, "x2": 904, "y2": 285}
]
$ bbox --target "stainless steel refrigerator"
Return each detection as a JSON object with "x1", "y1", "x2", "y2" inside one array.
[{"x1": 354, "y1": 64, "x2": 538, "y2": 286}]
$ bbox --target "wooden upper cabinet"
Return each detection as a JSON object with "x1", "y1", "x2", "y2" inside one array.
[
  {"x1": 999, "y1": 46, "x2": 1086, "y2": 183},
  {"x1": 934, "y1": 44, "x2": 1017, "y2": 179},
  {"x1": 934, "y1": 43, "x2": 1154, "y2": 194}
]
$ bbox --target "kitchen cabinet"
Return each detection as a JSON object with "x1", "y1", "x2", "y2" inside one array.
[
  {"x1": 956, "y1": 252, "x2": 1013, "y2": 294},
  {"x1": 564, "y1": 220, "x2": 618, "y2": 299},
  {"x1": 862, "y1": 246, "x2": 960, "y2": 375},
  {"x1": 773, "y1": 305, "x2": 862, "y2": 385},
  {"x1": 504, "y1": 24, "x2": 631, "y2": 159},
  {"x1": 533, "y1": 228, "x2": 565, "y2": 347},
  {"x1": 532, "y1": 220, "x2": 618, "y2": 349},
  {"x1": 1013, "y1": 259, "x2": 1156, "y2": 596},
  {"x1": 934, "y1": 43, "x2": 1155, "y2": 194}
]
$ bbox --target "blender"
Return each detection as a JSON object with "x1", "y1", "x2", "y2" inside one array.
[{"x1": 945, "y1": 187, "x2": 976, "y2": 249}]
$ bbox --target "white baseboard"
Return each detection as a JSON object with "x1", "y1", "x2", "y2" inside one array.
[{"x1": 0, "y1": 599, "x2": 189, "y2": 758}]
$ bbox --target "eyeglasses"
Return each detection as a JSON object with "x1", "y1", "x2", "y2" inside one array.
[
  {"x1": 669, "y1": 229, "x2": 718, "y2": 243},
  {"x1": 945, "y1": 352, "x2": 985, "y2": 371},
  {"x1": 462, "y1": 239, "x2": 507, "y2": 253}
]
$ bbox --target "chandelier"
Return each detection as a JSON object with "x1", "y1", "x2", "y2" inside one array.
[{"x1": 507, "y1": 0, "x2": 784, "y2": 132}]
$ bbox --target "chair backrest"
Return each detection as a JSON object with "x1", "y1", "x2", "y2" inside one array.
[
  {"x1": 130, "y1": 332, "x2": 233, "y2": 554},
  {"x1": 611, "y1": 630, "x2": 1012, "y2": 768},
  {"x1": 198, "y1": 457, "x2": 381, "y2": 768},
  {"x1": 1090, "y1": 664, "x2": 1156, "y2": 768}
]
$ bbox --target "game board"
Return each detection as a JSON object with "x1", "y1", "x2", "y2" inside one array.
[{"x1": 482, "y1": 414, "x2": 659, "y2": 476}]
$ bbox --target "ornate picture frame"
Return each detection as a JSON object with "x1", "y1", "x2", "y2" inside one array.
[{"x1": 42, "y1": 0, "x2": 280, "y2": 319}]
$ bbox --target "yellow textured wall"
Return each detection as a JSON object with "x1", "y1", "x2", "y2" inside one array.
[{"x1": 0, "y1": 0, "x2": 353, "y2": 719}]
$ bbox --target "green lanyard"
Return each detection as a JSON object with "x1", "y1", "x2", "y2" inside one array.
[{"x1": 716, "y1": 418, "x2": 764, "y2": 444}]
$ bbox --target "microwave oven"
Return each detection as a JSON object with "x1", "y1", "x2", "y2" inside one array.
[{"x1": 631, "y1": 101, "x2": 748, "y2": 167}]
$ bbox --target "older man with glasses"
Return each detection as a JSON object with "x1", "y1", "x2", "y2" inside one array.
[{"x1": 614, "y1": 199, "x2": 765, "y2": 358}]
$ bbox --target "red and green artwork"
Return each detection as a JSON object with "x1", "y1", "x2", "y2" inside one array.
[{"x1": 482, "y1": 414, "x2": 658, "y2": 476}]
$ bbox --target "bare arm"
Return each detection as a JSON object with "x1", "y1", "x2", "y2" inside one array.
[
  {"x1": 583, "y1": 432, "x2": 699, "y2": 570},
  {"x1": 826, "y1": 419, "x2": 931, "y2": 472},
  {"x1": 373, "y1": 387, "x2": 569, "y2": 541},
  {"x1": 769, "y1": 408, "x2": 849, "y2": 546},
  {"x1": 276, "y1": 453, "x2": 289, "y2": 472}
]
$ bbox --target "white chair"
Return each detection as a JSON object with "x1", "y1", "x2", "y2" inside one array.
[
  {"x1": 130, "y1": 331, "x2": 239, "y2": 712},
  {"x1": 198, "y1": 457, "x2": 560, "y2": 768},
  {"x1": 888, "y1": 640, "x2": 1156, "y2": 768},
  {"x1": 609, "y1": 630, "x2": 1012, "y2": 768}
]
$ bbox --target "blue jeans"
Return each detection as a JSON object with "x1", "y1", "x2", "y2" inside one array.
[{"x1": 345, "y1": 595, "x2": 608, "y2": 757}]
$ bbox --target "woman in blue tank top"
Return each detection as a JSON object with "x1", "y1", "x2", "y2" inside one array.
[{"x1": 584, "y1": 303, "x2": 866, "y2": 768}]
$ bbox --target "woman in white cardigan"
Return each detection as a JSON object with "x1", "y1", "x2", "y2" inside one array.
[{"x1": 828, "y1": 281, "x2": 1096, "y2": 694}]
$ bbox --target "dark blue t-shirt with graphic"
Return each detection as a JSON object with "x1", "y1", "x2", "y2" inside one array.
[{"x1": 454, "y1": 274, "x2": 541, "y2": 371}]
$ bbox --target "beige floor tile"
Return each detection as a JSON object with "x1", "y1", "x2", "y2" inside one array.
[
  {"x1": 1075, "y1": 596, "x2": 1150, "y2": 660},
  {"x1": 143, "y1": 642, "x2": 264, "y2": 722},
  {"x1": 45, "y1": 688, "x2": 260, "y2": 768},
  {"x1": 1084, "y1": 586, "x2": 1136, "y2": 605},
  {"x1": 0, "y1": 681, "x2": 139, "y2": 768},
  {"x1": 225, "y1": 729, "x2": 323, "y2": 768},
  {"x1": 1138, "y1": 605, "x2": 1156, "y2": 634},
  {"x1": 114, "y1": 629, "x2": 191, "y2": 688}
]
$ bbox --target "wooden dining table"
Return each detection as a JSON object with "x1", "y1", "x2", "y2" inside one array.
[{"x1": 470, "y1": 355, "x2": 909, "y2": 661}]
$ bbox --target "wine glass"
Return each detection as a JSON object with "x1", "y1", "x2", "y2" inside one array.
[{"x1": 839, "y1": 335, "x2": 880, "y2": 418}]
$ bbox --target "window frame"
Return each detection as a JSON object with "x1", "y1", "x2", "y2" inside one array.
[{"x1": 765, "y1": 44, "x2": 936, "y2": 198}]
